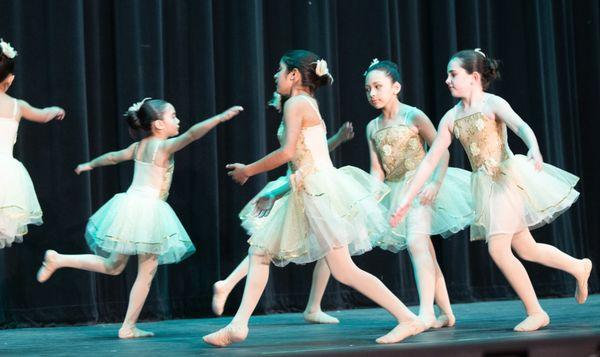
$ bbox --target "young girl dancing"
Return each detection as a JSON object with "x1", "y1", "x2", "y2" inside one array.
[
  {"x1": 212, "y1": 108, "x2": 355, "y2": 325},
  {"x1": 204, "y1": 50, "x2": 426, "y2": 347},
  {"x1": 37, "y1": 98, "x2": 242, "y2": 338},
  {"x1": 391, "y1": 49, "x2": 592, "y2": 332},
  {"x1": 364, "y1": 59, "x2": 473, "y2": 328},
  {"x1": 0, "y1": 39, "x2": 65, "y2": 248}
]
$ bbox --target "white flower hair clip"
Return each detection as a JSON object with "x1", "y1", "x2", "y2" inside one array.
[
  {"x1": 314, "y1": 59, "x2": 330, "y2": 77},
  {"x1": 363, "y1": 58, "x2": 380, "y2": 76},
  {"x1": 0, "y1": 39, "x2": 18, "y2": 59},
  {"x1": 474, "y1": 48, "x2": 487, "y2": 58},
  {"x1": 128, "y1": 97, "x2": 151, "y2": 114}
]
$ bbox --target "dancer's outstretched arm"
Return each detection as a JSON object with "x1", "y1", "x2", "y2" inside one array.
[
  {"x1": 227, "y1": 97, "x2": 308, "y2": 184},
  {"x1": 19, "y1": 100, "x2": 65, "y2": 123},
  {"x1": 163, "y1": 106, "x2": 243, "y2": 154},
  {"x1": 390, "y1": 112, "x2": 454, "y2": 226},
  {"x1": 75, "y1": 143, "x2": 137, "y2": 174}
]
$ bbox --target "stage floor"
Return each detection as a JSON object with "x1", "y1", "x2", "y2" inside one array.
[{"x1": 1, "y1": 294, "x2": 599, "y2": 356}]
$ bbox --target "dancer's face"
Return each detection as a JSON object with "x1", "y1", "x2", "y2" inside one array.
[
  {"x1": 274, "y1": 61, "x2": 297, "y2": 96},
  {"x1": 155, "y1": 103, "x2": 180, "y2": 137},
  {"x1": 364, "y1": 70, "x2": 400, "y2": 110},
  {"x1": 445, "y1": 58, "x2": 478, "y2": 98}
]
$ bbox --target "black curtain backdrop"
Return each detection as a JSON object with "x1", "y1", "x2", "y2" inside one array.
[{"x1": 0, "y1": 0, "x2": 598, "y2": 327}]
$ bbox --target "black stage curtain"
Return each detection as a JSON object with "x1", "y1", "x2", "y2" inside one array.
[{"x1": 0, "y1": 0, "x2": 598, "y2": 327}]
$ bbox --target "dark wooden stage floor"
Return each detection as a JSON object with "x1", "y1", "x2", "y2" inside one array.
[{"x1": 1, "y1": 294, "x2": 599, "y2": 356}]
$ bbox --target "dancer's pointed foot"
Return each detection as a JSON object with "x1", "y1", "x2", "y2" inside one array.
[
  {"x1": 375, "y1": 318, "x2": 427, "y2": 344},
  {"x1": 37, "y1": 250, "x2": 59, "y2": 283},
  {"x1": 432, "y1": 312, "x2": 456, "y2": 329},
  {"x1": 118, "y1": 325, "x2": 155, "y2": 339},
  {"x1": 203, "y1": 324, "x2": 249, "y2": 347},
  {"x1": 303, "y1": 310, "x2": 339, "y2": 324},
  {"x1": 513, "y1": 311, "x2": 550, "y2": 332},
  {"x1": 211, "y1": 281, "x2": 230, "y2": 316},
  {"x1": 575, "y1": 258, "x2": 592, "y2": 304}
]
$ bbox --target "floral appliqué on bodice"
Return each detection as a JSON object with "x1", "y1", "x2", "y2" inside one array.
[
  {"x1": 277, "y1": 119, "x2": 331, "y2": 191},
  {"x1": 372, "y1": 125, "x2": 426, "y2": 182},
  {"x1": 453, "y1": 112, "x2": 510, "y2": 178}
]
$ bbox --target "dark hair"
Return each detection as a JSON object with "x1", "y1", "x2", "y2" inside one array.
[
  {"x1": 450, "y1": 49, "x2": 500, "y2": 90},
  {"x1": 124, "y1": 99, "x2": 169, "y2": 139},
  {"x1": 0, "y1": 52, "x2": 15, "y2": 83},
  {"x1": 280, "y1": 50, "x2": 333, "y2": 94},
  {"x1": 364, "y1": 60, "x2": 401, "y2": 83}
]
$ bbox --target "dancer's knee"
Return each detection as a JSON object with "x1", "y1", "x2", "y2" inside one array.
[{"x1": 105, "y1": 255, "x2": 128, "y2": 275}]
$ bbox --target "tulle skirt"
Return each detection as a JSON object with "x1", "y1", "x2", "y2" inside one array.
[
  {"x1": 470, "y1": 154, "x2": 579, "y2": 241},
  {"x1": 375, "y1": 167, "x2": 474, "y2": 252},
  {"x1": 0, "y1": 156, "x2": 43, "y2": 248},
  {"x1": 85, "y1": 186, "x2": 196, "y2": 265},
  {"x1": 240, "y1": 166, "x2": 390, "y2": 267}
]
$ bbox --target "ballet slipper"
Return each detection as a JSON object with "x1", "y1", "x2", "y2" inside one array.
[
  {"x1": 575, "y1": 258, "x2": 592, "y2": 304},
  {"x1": 376, "y1": 318, "x2": 427, "y2": 344},
  {"x1": 303, "y1": 310, "x2": 339, "y2": 324},
  {"x1": 431, "y1": 313, "x2": 456, "y2": 329},
  {"x1": 211, "y1": 281, "x2": 230, "y2": 316},
  {"x1": 203, "y1": 324, "x2": 249, "y2": 347},
  {"x1": 118, "y1": 325, "x2": 155, "y2": 339},
  {"x1": 513, "y1": 311, "x2": 550, "y2": 332},
  {"x1": 37, "y1": 250, "x2": 59, "y2": 283}
]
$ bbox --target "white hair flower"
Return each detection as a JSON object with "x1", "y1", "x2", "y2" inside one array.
[
  {"x1": 0, "y1": 39, "x2": 18, "y2": 59},
  {"x1": 314, "y1": 59, "x2": 330, "y2": 77},
  {"x1": 363, "y1": 58, "x2": 380, "y2": 76},
  {"x1": 474, "y1": 48, "x2": 486, "y2": 58},
  {"x1": 128, "y1": 97, "x2": 151, "y2": 113}
]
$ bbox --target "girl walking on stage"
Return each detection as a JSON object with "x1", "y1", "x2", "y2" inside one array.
[
  {"x1": 204, "y1": 50, "x2": 426, "y2": 347},
  {"x1": 390, "y1": 49, "x2": 592, "y2": 332},
  {"x1": 364, "y1": 59, "x2": 473, "y2": 328}
]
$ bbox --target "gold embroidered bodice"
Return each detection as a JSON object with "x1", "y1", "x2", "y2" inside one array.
[
  {"x1": 372, "y1": 125, "x2": 425, "y2": 182},
  {"x1": 277, "y1": 118, "x2": 333, "y2": 179},
  {"x1": 453, "y1": 112, "x2": 511, "y2": 177}
]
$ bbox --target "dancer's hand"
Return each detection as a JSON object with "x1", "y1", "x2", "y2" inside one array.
[
  {"x1": 336, "y1": 122, "x2": 355, "y2": 143},
  {"x1": 527, "y1": 147, "x2": 543, "y2": 172},
  {"x1": 75, "y1": 162, "x2": 92, "y2": 175},
  {"x1": 219, "y1": 106, "x2": 244, "y2": 123},
  {"x1": 418, "y1": 182, "x2": 440, "y2": 206},
  {"x1": 51, "y1": 107, "x2": 66, "y2": 121},
  {"x1": 389, "y1": 198, "x2": 411, "y2": 227},
  {"x1": 226, "y1": 163, "x2": 249, "y2": 185},
  {"x1": 254, "y1": 194, "x2": 276, "y2": 218}
]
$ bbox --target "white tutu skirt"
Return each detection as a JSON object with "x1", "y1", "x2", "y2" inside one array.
[
  {"x1": 85, "y1": 188, "x2": 195, "y2": 265},
  {"x1": 375, "y1": 167, "x2": 474, "y2": 252},
  {"x1": 470, "y1": 154, "x2": 579, "y2": 241},
  {"x1": 0, "y1": 156, "x2": 43, "y2": 248},
  {"x1": 240, "y1": 166, "x2": 390, "y2": 267}
]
